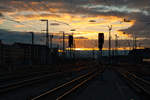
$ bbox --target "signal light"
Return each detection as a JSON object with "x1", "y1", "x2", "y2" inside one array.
[
  {"x1": 68, "y1": 35, "x2": 73, "y2": 47},
  {"x1": 98, "y1": 33, "x2": 104, "y2": 50}
]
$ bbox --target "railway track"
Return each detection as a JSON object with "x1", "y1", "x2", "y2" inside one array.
[
  {"x1": 0, "y1": 70, "x2": 58, "y2": 85},
  {"x1": 118, "y1": 69, "x2": 150, "y2": 96},
  {"x1": 0, "y1": 72, "x2": 63, "y2": 93},
  {"x1": 31, "y1": 68, "x2": 100, "y2": 100},
  {"x1": 0, "y1": 66, "x2": 95, "y2": 94},
  {"x1": 0, "y1": 64, "x2": 91, "y2": 84}
]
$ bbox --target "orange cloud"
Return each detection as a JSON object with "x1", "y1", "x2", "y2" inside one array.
[
  {"x1": 0, "y1": 19, "x2": 4, "y2": 24},
  {"x1": 15, "y1": 25, "x2": 24, "y2": 28},
  {"x1": 9, "y1": 1, "x2": 63, "y2": 13},
  {"x1": 117, "y1": 31, "x2": 132, "y2": 38},
  {"x1": 5, "y1": 13, "x2": 136, "y2": 41},
  {"x1": 0, "y1": 1, "x2": 136, "y2": 42}
]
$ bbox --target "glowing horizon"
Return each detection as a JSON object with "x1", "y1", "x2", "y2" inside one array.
[{"x1": 65, "y1": 47, "x2": 144, "y2": 51}]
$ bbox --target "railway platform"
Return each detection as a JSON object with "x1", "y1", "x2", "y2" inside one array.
[{"x1": 74, "y1": 69, "x2": 141, "y2": 100}]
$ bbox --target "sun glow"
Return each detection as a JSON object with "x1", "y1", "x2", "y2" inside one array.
[{"x1": 66, "y1": 47, "x2": 144, "y2": 51}]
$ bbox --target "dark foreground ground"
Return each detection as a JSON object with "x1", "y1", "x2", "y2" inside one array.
[{"x1": 0, "y1": 61, "x2": 149, "y2": 100}]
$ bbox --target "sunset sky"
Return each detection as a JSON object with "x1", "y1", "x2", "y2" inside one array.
[{"x1": 0, "y1": 0, "x2": 150, "y2": 49}]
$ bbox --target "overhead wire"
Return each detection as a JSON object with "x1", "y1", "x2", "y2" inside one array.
[
  {"x1": 1, "y1": 15, "x2": 39, "y2": 31},
  {"x1": 1, "y1": 6, "x2": 40, "y2": 32},
  {"x1": 4, "y1": 1, "x2": 46, "y2": 31}
]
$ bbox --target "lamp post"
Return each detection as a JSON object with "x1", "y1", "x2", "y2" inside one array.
[
  {"x1": 49, "y1": 34, "x2": 53, "y2": 51},
  {"x1": 62, "y1": 31, "x2": 65, "y2": 52},
  {"x1": 30, "y1": 32, "x2": 34, "y2": 45},
  {"x1": 29, "y1": 32, "x2": 34, "y2": 65},
  {"x1": 40, "y1": 19, "x2": 49, "y2": 64},
  {"x1": 59, "y1": 31, "x2": 65, "y2": 53},
  {"x1": 40, "y1": 19, "x2": 49, "y2": 47},
  {"x1": 50, "y1": 21, "x2": 70, "y2": 52},
  {"x1": 50, "y1": 23, "x2": 60, "y2": 50},
  {"x1": 132, "y1": 32, "x2": 137, "y2": 50},
  {"x1": 115, "y1": 34, "x2": 119, "y2": 56}
]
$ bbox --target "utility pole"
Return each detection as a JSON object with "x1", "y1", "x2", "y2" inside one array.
[
  {"x1": 49, "y1": 34, "x2": 53, "y2": 50},
  {"x1": 30, "y1": 32, "x2": 34, "y2": 65},
  {"x1": 108, "y1": 25, "x2": 112, "y2": 57},
  {"x1": 115, "y1": 34, "x2": 118, "y2": 56},
  {"x1": 135, "y1": 36, "x2": 137, "y2": 50},
  {"x1": 132, "y1": 32, "x2": 137, "y2": 50},
  {"x1": 63, "y1": 32, "x2": 65, "y2": 52},
  {"x1": 46, "y1": 20, "x2": 49, "y2": 47},
  {"x1": 73, "y1": 39, "x2": 76, "y2": 59},
  {"x1": 128, "y1": 40, "x2": 131, "y2": 50},
  {"x1": 59, "y1": 31, "x2": 65, "y2": 55},
  {"x1": 92, "y1": 48, "x2": 95, "y2": 60},
  {"x1": 70, "y1": 29, "x2": 76, "y2": 58},
  {"x1": 30, "y1": 32, "x2": 34, "y2": 45}
]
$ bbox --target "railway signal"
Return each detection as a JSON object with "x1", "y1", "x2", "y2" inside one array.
[
  {"x1": 98, "y1": 33, "x2": 104, "y2": 50},
  {"x1": 68, "y1": 35, "x2": 73, "y2": 48}
]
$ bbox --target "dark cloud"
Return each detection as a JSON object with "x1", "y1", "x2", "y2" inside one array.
[
  {"x1": 89, "y1": 0, "x2": 150, "y2": 9},
  {"x1": 120, "y1": 13, "x2": 150, "y2": 39},
  {"x1": 0, "y1": 29, "x2": 150, "y2": 48},
  {"x1": 0, "y1": 13, "x2": 3, "y2": 17},
  {"x1": 74, "y1": 37, "x2": 88, "y2": 39},
  {"x1": 0, "y1": 29, "x2": 41, "y2": 44},
  {"x1": 0, "y1": 0, "x2": 149, "y2": 18},
  {"x1": 0, "y1": 0, "x2": 150, "y2": 47},
  {"x1": 0, "y1": 29, "x2": 72, "y2": 47}
]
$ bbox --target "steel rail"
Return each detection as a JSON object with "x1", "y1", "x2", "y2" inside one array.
[
  {"x1": 0, "y1": 72, "x2": 63, "y2": 93},
  {"x1": 31, "y1": 69, "x2": 99, "y2": 100},
  {"x1": 118, "y1": 70, "x2": 150, "y2": 96}
]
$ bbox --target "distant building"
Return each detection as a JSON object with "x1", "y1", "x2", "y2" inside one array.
[
  {"x1": 128, "y1": 48, "x2": 150, "y2": 63},
  {"x1": 128, "y1": 48, "x2": 150, "y2": 58},
  {"x1": 0, "y1": 40, "x2": 59, "y2": 67},
  {"x1": 14, "y1": 43, "x2": 49, "y2": 65},
  {"x1": 3, "y1": 43, "x2": 24, "y2": 65}
]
